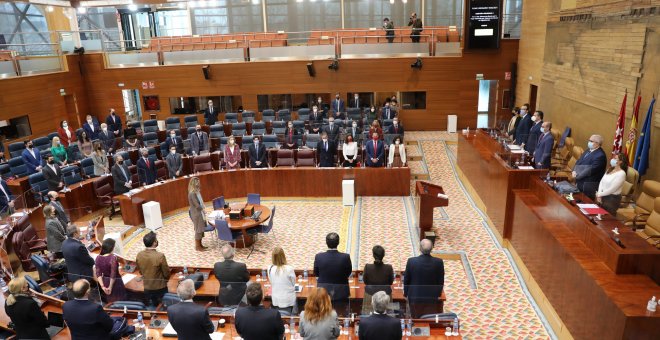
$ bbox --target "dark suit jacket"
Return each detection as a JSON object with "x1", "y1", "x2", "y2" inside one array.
[
  {"x1": 137, "y1": 157, "x2": 157, "y2": 185},
  {"x1": 167, "y1": 301, "x2": 215, "y2": 340},
  {"x1": 347, "y1": 126, "x2": 362, "y2": 141},
  {"x1": 62, "y1": 237, "x2": 95, "y2": 283},
  {"x1": 317, "y1": 140, "x2": 335, "y2": 167},
  {"x1": 365, "y1": 139, "x2": 385, "y2": 167},
  {"x1": 166, "y1": 136, "x2": 184, "y2": 154},
  {"x1": 111, "y1": 163, "x2": 131, "y2": 194},
  {"x1": 0, "y1": 180, "x2": 13, "y2": 213},
  {"x1": 324, "y1": 124, "x2": 341, "y2": 144},
  {"x1": 106, "y1": 114, "x2": 122, "y2": 137},
  {"x1": 165, "y1": 153, "x2": 183, "y2": 178},
  {"x1": 514, "y1": 114, "x2": 533, "y2": 146},
  {"x1": 42, "y1": 164, "x2": 63, "y2": 191},
  {"x1": 350, "y1": 98, "x2": 364, "y2": 109},
  {"x1": 21, "y1": 148, "x2": 42, "y2": 174},
  {"x1": 313, "y1": 249, "x2": 352, "y2": 301},
  {"x1": 381, "y1": 107, "x2": 397, "y2": 120},
  {"x1": 363, "y1": 262, "x2": 394, "y2": 295},
  {"x1": 213, "y1": 260, "x2": 249, "y2": 306},
  {"x1": 191, "y1": 132, "x2": 209, "y2": 155},
  {"x1": 51, "y1": 199, "x2": 70, "y2": 226},
  {"x1": 63, "y1": 299, "x2": 113, "y2": 340},
  {"x1": 404, "y1": 254, "x2": 444, "y2": 301},
  {"x1": 358, "y1": 313, "x2": 402, "y2": 340},
  {"x1": 98, "y1": 130, "x2": 115, "y2": 151},
  {"x1": 235, "y1": 305, "x2": 284, "y2": 340},
  {"x1": 248, "y1": 144, "x2": 268, "y2": 168},
  {"x1": 533, "y1": 132, "x2": 554, "y2": 169},
  {"x1": 204, "y1": 107, "x2": 218, "y2": 125},
  {"x1": 83, "y1": 122, "x2": 100, "y2": 140},
  {"x1": 4, "y1": 295, "x2": 50, "y2": 339},
  {"x1": 387, "y1": 124, "x2": 405, "y2": 136},
  {"x1": 525, "y1": 121, "x2": 543, "y2": 153},
  {"x1": 574, "y1": 147, "x2": 607, "y2": 198},
  {"x1": 331, "y1": 98, "x2": 345, "y2": 113}
]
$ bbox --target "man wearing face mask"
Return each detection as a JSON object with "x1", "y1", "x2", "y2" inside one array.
[
  {"x1": 283, "y1": 121, "x2": 298, "y2": 149},
  {"x1": 48, "y1": 191, "x2": 70, "y2": 227},
  {"x1": 137, "y1": 149, "x2": 157, "y2": 186},
  {"x1": 514, "y1": 103, "x2": 533, "y2": 146},
  {"x1": 191, "y1": 124, "x2": 209, "y2": 156},
  {"x1": 317, "y1": 132, "x2": 336, "y2": 167},
  {"x1": 111, "y1": 154, "x2": 132, "y2": 194},
  {"x1": 82, "y1": 114, "x2": 100, "y2": 140},
  {"x1": 324, "y1": 117, "x2": 340, "y2": 145},
  {"x1": 331, "y1": 93, "x2": 345, "y2": 119},
  {"x1": 349, "y1": 121, "x2": 362, "y2": 143},
  {"x1": 166, "y1": 145, "x2": 183, "y2": 179},
  {"x1": 533, "y1": 122, "x2": 554, "y2": 169},
  {"x1": 408, "y1": 12, "x2": 423, "y2": 43},
  {"x1": 204, "y1": 99, "x2": 218, "y2": 126},
  {"x1": 382, "y1": 102, "x2": 396, "y2": 121},
  {"x1": 105, "y1": 108, "x2": 122, "y2": 137},
  {"x1": 310, "y1": 105, "x2": 323, "y2": 134},
  {"x1": 42, "y1": 155, "x2": 64, "y2": 192},
  {"x1": 166, "y1": 130, "x2": 184, "y2": 154},
  {"x1": 572, "y1": 135, "x2": 607, "y2": 199},
  {"x1": 365, "y1": 132, "x2": 385, "y2": 167},
  {"x1": 387, "y1": 117, "x2": 405, "y2": 137},
  {"x1": 350, "y1": 93, "x2": 363, "y2": 109},
  {"x1": 383, "y1": 17, "x2": 395, "y2": 43},
  {"x1": 98, "y1": 123, "x2": 115, "y2": 153},
  {"x1": 525, "y1": 111, "x2": 544, "y2": 154},
  {"x1": 57, "y1": 120, "x2": 77, "y2": 147},
  {"x1": 21, "y1": 140, "x2": 42, "y2": 174},
  {"x1": 249, "y1": 136, "x2": 268, "y2": 168}
]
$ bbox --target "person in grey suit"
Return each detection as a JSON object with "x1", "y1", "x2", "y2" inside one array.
[
  {"x1": 323, "y1": 117, "x2": 341, "y2": 145},
  {"x1": 167, "y1": 279, "x2": 215, "y2": 340},
  {"x1": 111, "y1": 154, "x2": 132, "y2": 195},
  {"x1": 191, "y1": 125, "x2": 209, "y2": 156},
  {"x1": 44, "y1": 205, "x2": 66, "y2": 258},
  {"x1": 213, "y1": 245, "x2": 250, "y2": 306},
  {"x1": 165, "y1": 145, "x2": 183, "y2": 178},
  {"x1": 91, "y1": 145, "x2": 109, "y2": 176},
  {"x1": 358, "y1": 291, "x2": 402, "y2": 340},
  {"x1": 47, "y1": 191, "x2": 70, "y2": 227}
]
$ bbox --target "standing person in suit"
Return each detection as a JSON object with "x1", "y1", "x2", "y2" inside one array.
[
  {"x1": 191, "y1": 125, "x2": 209, "y2": 156},
  {"x1": 525, "y1": 111, "x2": 544, "y2": 153},
  {"x1": 382, "y1": 102, "x2": 396, "y2": 120},
  {"x1": 188, "y1": 177, "x2": 209, "y2": 251},
  {"x1": 98, "y1": 123, "x2": 115, "y2": 154},
  {"x1": 4, "y1": 276, "x2": 51, "y2": 340},
  {"x1": 82, "y1": 115, "x2": 100, "y2": 141},
  {"x1": 0, "y1": 178, "x2": 15, "y2": 215},
  {"x1": 313, "y1": 232, "x2": 352, "y2": 316},
  {"x1": 404, "y1": 239, "x2": 445, "y2": 318},
  {"x1": 317, "y1": 132, "x2": 335, "y2": 168},
  {"x1": 324, "y1": 117, "x2": 341, "y2": 145},
  {"x1": 111, "y1": 154, "x2": 132, "y2": 194},
  {"x1": 235, "y1": 282, "x2": 285, "y2": 340},
  {"x1": 105, "y1": 108, "x2": 122, "y2": 138},
  {"x1": 137, "y1": 148, "x2": 157, "y2": 186},
  {"x1": 224, "y1": 136, "x2": 241, "y2": 170},
  {"x1": 135, "y1": 232, "x2": 171, "y2": 307},
  {"x1": 91, "y1": 144, "x2": 109, "y2": 176},
  {"x1": 514, "y1": 103, "x2": 533, "y2": 146},
  {"x1": 42, "y1": 154, "x2": 65, "y2": 191},
  {"x1": 350, "y1": 93, "x2": 363, "y2": 109},
  {"x1": 204, "y1": 99, "x2": 218, "y2": 126},
  {"x1": 214, "y1": 244, "x2": 250, "y2": 306},
  {"x1": 387, "y1": 117, "x2": 405, "y2": 137},
  {"x1": 365, "y1": 132, "x2": 385, "y2": 167},
  {"x1": 21, "y1": 140, "x2": 42, "y2": 174},
  {"x1": 44, "y1": 205, "x2": 66, "y2": 258},
  {"x1": 361, "y1": 245, "x2": 394, "y2": 315},
  {"x1": 166, "y1": 130, "x2": 184, "y2": 154},
  {"x1": 248, "y1": 136, "x2": 268, "y2": 168},
  {"x1": 408, "y1": 12, "x2": 423, "y2": 43},
  {"x1": 383, "y1": 17, "x2": 395, "y2": 43},
  {"x1": 298, "y1": 288, "x2": 340, "y2": 340},
  {"x1": 62, "y1": 225, "x2": 95, "y2": 283},
  {"x1": 348, "y1": 121, "x2": 361, "y2": 142},
  {"x1": 506, "y1": 107, "x2": 521, "y2": 140},
  {"x1": 167, "y1": 279, "x2": 215, "y2": 340},
  {"x1": 572, "y1": 134, "x2": 607, "y2": 199},
  {"x1": 331, "y1": 93, "x2": 345, "y2": 119},
  {"x1": 283, "y1": 121, "x2": 298, "y2": 149},
  {"x1": 48, "y1": 191, "x2": 70, "y2": 227},
  {"x1": 309, "y1": 105, "x2": 324, "y2": 134},
  {"x1": 58, "y1": 120, "x2": 77, "y2": 147},
  {"x1": 63, "y1": 279, "x2": 113, "y2": 340},
  {"x1": 165, "y1": 145, "x2": 183, "y2": 178},
  {"x1": 358, "y1": 291, "x2": 402, "y2": 340},
  {"x1": 533, "y1": 122, "x2": 554, "y2": 169}
]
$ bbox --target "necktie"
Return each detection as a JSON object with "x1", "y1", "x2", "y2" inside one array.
[
  {"x1": 173, "y1": 138, "x2": 176, "y2": 146},
  {"x1": 374, "y1": 141, "x2": 377, "y2": 152},
  {"x1": 289, "y1": 130, "x2": 292, "y2": 143},
  {"x1": 120, "y1": 166, "x2": 128, "y2": 181},
  {"x1": 145, "y1": 159, "x2": 150, "y2": 168},
  {"x1": 325, "y1": 142, "x2": 328, "y2": 152}
]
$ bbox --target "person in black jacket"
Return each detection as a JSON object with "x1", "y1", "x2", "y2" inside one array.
[
  {"x1": 63, "y1": 279, "x2": 113, "y2": 340},
  {"x1": 404, "y1": 239, "x2": 444, "y2": 318},
  {"x1": 42, "y1": 155, "x2": 64, "y2": 192},
  {"x1": 358, "y1": 291, "x2": 402, "y2": 340},
  {"x1": 167, "y1": 279, "x2": 215, "y2": 340},
  {"x1": 362, "y1": 245, "x2": 394, "y2": 314},
  {"x1": 514, "y1": 103, "x2": 533, "y2": 146},
  {"x1": 313, "y1": 232, "x2": 352, "y2": 316},
  {"x1": 62, "y1": 225, "x2": 95, "y2": 283},
  {"x1": 111, "y1": 154, "x2": 132, "y2": 194},
  {"x1": 248, "y1": 136, "x2": 268, "y2": 168},
  {"x1": 317, "y1": 132, "x2": 335, "y2": 167},
  {"x1": 136, "y1": 148, "x2": 157, "y2": 185},
  {"x1": 235, "y1": 282, "x2": 284, "y2": 340},
  {"x1": 4, "y1": 276, "x2": 50, "y2": 339},
  {"x1": 572, "y1": 134, "x2": 607, "y2": 199},
  {"x1": 213, "y1": 244, "x2": 250, "y2": 306},
  {"x1": 105, "y1": 108, "x2": 122, "y2": 138}
]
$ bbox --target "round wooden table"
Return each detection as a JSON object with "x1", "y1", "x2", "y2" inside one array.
[{"x1": 207, "y1": 204, "x2": 271, "y2": 248}]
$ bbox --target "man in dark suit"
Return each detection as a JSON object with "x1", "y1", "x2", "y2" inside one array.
[
  {"x1": 204, "y1": 100, "x2": 218, "y2": 126},
  {"x1": 331, "y1": 93, "x2": 345, "y2": 119},
  {"x1": 235, "y1": 282, "x2": 284, "y2": 340},
  {"x1": 248, "y1": 136, "x2": 268, "y2": 168},
  {"x1": 21, "y1": 140, "x2": 42, "y2": 174},
  {"x1": 214, "y1": 244, "x2": 249, "y2": 306},
  {"x1": 381, "y1": 102, "x2": 397, "y2": 120},
  {"x1": 111, "y1": 154, "x2": 132, "y2": 194},
  {"x1": 165, "y1": 145, "x2": 183, "y2": 178},
  {"x1": 283, "y1": 121, "x2": 299, "y2": 149},
  {"x1": 98, "y1": 123, "x2": 115, "y2": 153},
  {"x1": 191, "y1": 125, "x2": 209, "y2": 156},
  {"x1": 166, "y1": 130, "x2": 184, "y2": 154},
  {"x1": 309, "y1": 105, "x2": 324, "y2": 134},
  {"x1": 387, "y1": 117, "x2": 405, "y2": 137},
  {"x1": 525, "y1": 111, "x2": 544, "y2": 154},
  {"x1": 167, "y1": 279, "x2": 215, "y2": 340},
  {"x1": 42, "y1": 155, "x2": 64, "y2": 191},
  {"x1": 137, "y1": 149, "x2": 157, "y2": 186},
  {"x1": 313, "y1": 232, "x2": 352, "y2": 315},
  {"x1": 0, "y1": 179, "x2": 14, "y2": 215},
  {"x1": 365, "y1": 132, "x2": 385, "y2": 167},
  {"x1": 63, "y1": 279, "x2": 113, "y2": 340},
  {"x1": 348, "y1": 121, "x2": 362, "y2": 143},
  {"x1": 317, "y1": 132, "x2": 335, "y2": 168},
  {"x1": 82, "y1": 115, "x2": 100, "y2": 140},
  {"x1": 105, "y1": 108, "x2": 122, "y2": 138},
  {"x1": 62, "y1": 225, "x2": 95, "y2": 283},
  {"x1": 408, "y1": 12, "x2": 423, "y2": 43},
  {"x1": 572, "y1": 134, "x2": 607, "y2": 199},
  {"x1": 323, "y1": 117, "x2": 341, "y2": 145},
  {"x1": 533, "y1": 122, "x2": 554, "y2": 170},
  {"x1": 350, "y1": 93, "x2": 364, "y2": 109},
  {"x1": 514, "y1": 104, "x2": 533, "y2": 146},
  {"x1": 48, "y1": 191, "x2": 70, "y2": 226},
  {"x1": 358, "y1": 291, "x2": 402, "y2": 340},
  {"x1": 404, "y1": 239, "x2": 444, "y2": 318},
  {"x1": 135, "y1": 232, "x2": 171, "y2": 307}
]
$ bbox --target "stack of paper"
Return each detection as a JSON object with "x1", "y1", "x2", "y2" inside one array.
[{"x1": 576, "y1": 203, "x2": 609, "y2": 215}]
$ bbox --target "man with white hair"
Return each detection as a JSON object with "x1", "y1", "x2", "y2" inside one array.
[
  {"x1": 403, "y1": 239, "x2": 445, "y2": 318},
  {"x1": 213, "y1": 244, "x2": 249, "y2": 306},
  {"x1": 98, "y1": 123, "x2": 115, "y2": 153},
  {"x1": 572, "y1": 134, "x2": 607, "y2": 199},
  {"x1": 358, "y1": 291, "x2": 402, "y2": 340},
  {"x1": 167, "y1": 279, "x2": 215, "y2": 340}
]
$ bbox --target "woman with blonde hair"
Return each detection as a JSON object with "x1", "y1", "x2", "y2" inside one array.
[
  {"x1": 50, "y1": 136, "x2": 68, "y2": 166},
  {"x1": 224, "y1": 135, "x2": 241, "y2": 170},
  {"x1": 267, "y1": 247, "x2": 296, "y2": 314},
  {"x1": 187, "y1": 177, "x2": 208, "y2": 251},
  {"x1": 299, "y1": 287, "x2": 340, "y2": 340},
  {"x1": 4, "y1": 276, "x2": 50, "y2": 339}
]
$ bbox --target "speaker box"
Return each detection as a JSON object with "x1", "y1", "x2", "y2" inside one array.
[
  {"x1": 306, "y1": 62, "x2": 315, "y2": 77},
  {"x1": 202, "y1": 65, "x2": 211, "y2": 80}
]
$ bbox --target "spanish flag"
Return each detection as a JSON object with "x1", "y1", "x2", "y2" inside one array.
[{"x1": 625, "y1": 94, "x2": 642, "y2": 165}]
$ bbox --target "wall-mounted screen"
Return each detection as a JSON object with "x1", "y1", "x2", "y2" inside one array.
[{"x1": 466, "y1": 0, "x2": 501, "y2": 49}]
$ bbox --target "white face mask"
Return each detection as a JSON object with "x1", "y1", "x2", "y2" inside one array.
[
  {"x1": 393, "y1": 121, "x2": 398, "y2": 126},
  {"x1": 288, "y1": 125, "x2": 293, "y2": 129},
  {"x1": 87, "y1": 120, "x2": 93, "y2": 124},
  {"x1": 313, "y1": 108, "x2": 318, "y2": 112},
  {"x1": 610, "y1": 159, "x2": 618, "y2": 167},
  {"x1": 171, "y1": 150, "x2": 176, "y2": 155},
  {"x1": 371, "y1": 108, "x2": 375, "y2": 112},
  {"x1": 102, "y1": 127, "x2": 107, "y2": 132},
  {"x1": 171, "y1": 134, "x2": 176, "y2": 139},
  {"x1": 395, "y1": 141, "x2": 400, "y2": 145},
  {"x1": 254, "y1": 141, "x2": 259, "y2": 145},
  {"x1": 62, "y1": 123, "x2": 68, "y2": 128},
  {"x1": 352, "y1": 124, "x2": 357, "y2": 128},
  {"x1": 531, "y1": 115, "x2": 538, "y2": 122},
  {"x1": 354, "y1": 96, "x2": 359, "y2": 99},
  {"x1": 318, "y1": 99, "x2": 322, "y2": 103},
  {"x1": 322, "y1": 139, "x2": 328, "y2": 143},
  {"x1": 521, "y1": 109, "x2": 527, "y2": 115}
]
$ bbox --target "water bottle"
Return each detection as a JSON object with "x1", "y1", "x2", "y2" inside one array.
[
  {"x1": 452, "y1": 317, "x2": 459, "y2": 336},
  {"x1": 400, "y1": 319, "x2": 405, "y2": 334},
  {"x1": 406, "y1": 319, "x2": 412, "y2": 336},
  {"x1": 343, "y1": 318, "x2": 350, "y2": 335},
  {"x1": 137, "y1": 311, "x2": 143, "y2": 325},
  {"x1": 289, "y1": 318, "x2": 296, "y2": 335},
  {"x1": 0, "y1": 278, "x2": 7, "y2": 293},
  {"x1": 546, "y1": 171, "x2": 551, "y2": 183},
  {"x1": 303, "y1": 269, "x2": 308, "y2": 282},
  {"x1": 262, "y1": 269, "x2": 267, "y2": 282},
  {"x1": 183, "y1": 266, "x2": 188, "y2": 276}
]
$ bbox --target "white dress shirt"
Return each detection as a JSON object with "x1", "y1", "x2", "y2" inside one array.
[
  {"x1": 342, "y1": 142, "x2": 357, "y2": 160},
  {"x1": 267, "y1": 265, "x2": 296, "y2": 308},
  {"x1": 596, "y1": 169, "x2": 626, "y2": 197}
]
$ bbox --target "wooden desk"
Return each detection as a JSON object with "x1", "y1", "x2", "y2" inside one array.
[
  {"x1": 118, "y1": 167, "x2": 410, "y2": 226},
  {"x1": 207, "y1": 205, "x2": 271, "y2": 248},
  {"x1": 6, "y1": 176, "x2": 35, "y2": 209},
  {"x1": 58, "y1": 177, "x2": 101, "y2": 222}
]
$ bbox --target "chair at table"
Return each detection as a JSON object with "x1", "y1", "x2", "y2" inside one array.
[
  {"x1": 12, "y1": 231, "x2": 35, "y2": 271},
  {"x1": 225, "y1": 112, "x2": 239, "y2": 124},
  {"x1": 143, "y1": 119, "x2": 159, "y2": 133},
  {"x1": 215, "y1": 219, "x2": 244, "y2": 248},
  {"x1": 184, "y1": 115, "x2": 199, "y2": 128},
  {"x1": 296, "y1": 149, "x2": 316, "y2": 167},
  {"x1": 619, "y1": 167, "x2": 640, "y2": 208},
  {"x1": 106, "y1": 301, "x2": 147, "y2": 311},
  {"x1": 272, "y1": 121, "x2": 286, "y2": 135},
  {"x1": 23, "y1": 224, "x2": 47, "y2": 253},
  {"x1": 241, "y1": 110, "x2": 256, "y2": 123},
  {"x1": 213, "y1": 196, "x2": 225, "y2": 210},
  {"x1": 80, "y1": 157, "x2": 95, "y2": 178},
  {"x1": 621, "y1": 180, "x2": 660, "y2": 227},
  {"x1": 61, "y1": 165, "x2": 83, "y2": 186},
  {"x1": 33, "y1": 136, "x2": 51, "y2": 152},
  {"x1": 255, "y1": 206, "x2": 276, "y2": 241},
  {"x1": 275, "y1": 149, "x2": 294, "y2": 167},
  {"x1": 262, "y1": 109, "x2": 276, "y2": 123},
  {"x1": 28, "y1": 172, "x2": 49, "y2": 203},
  {"x1": 9, "y1": 156, "x2": 28, "y2": 178},
  {"x1": 155, "y1": 160, "x2": 167, "y2": 180},
  {"x1": 278, "y1": 109, "x2": 291, "y2": 122},
  {"x1": 635, "y1": 197, "x2": 660, "y2": 248},
  {"x1": 247, "y1": 193, "x2": 260, "y2": 205},
  {"x1": 160, "y1": 293, "x2": 182, "y2": 311},
  {"x1": 262, "y1": 134, "x2": 278, "y2": 148},
  {"x1": 8, "y1": 142, "x2": 25, "y2": 158},
  {"x1": 210, "y1": 124, "x2": 225, "y2": 139},
  {"x1": 165, "y1": 117, "x2": 181, "y2": 131},
  {"x1": 193, "y1": 154, "x2": 213, "y2": 173},
  {"x1": 297, "y1": 108, "x2": 310, "y2": 121},
  {"x1": 252, "y1": 122, "x2": 266, "y2": 135},
  {"x1": 143, "y1": 132, "x2": 159, "y2": 147},
  {"x1": 305, "y1": 133, "x2": 320, "y2": 149},
  {"x1": 93, "y1": 175, "x2": 119, "y2": 220}
]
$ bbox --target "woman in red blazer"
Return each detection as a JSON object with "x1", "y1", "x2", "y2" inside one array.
[{"x1": 57, "y1": 120, "x2": 77, "y2": 147}]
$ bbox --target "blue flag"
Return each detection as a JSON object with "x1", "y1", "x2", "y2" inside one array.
[{"x1": 633, "y1": 97, "x2": 655, "y2": 176}]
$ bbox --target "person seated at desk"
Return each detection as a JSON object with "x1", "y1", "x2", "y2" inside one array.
[
  {"x1": 98, "y1": 123, "x2": 115, "y2": 154},
  {"x1": 267, "y1": 247, "x2": 296, "y2": 314},
  {"x1": 82, "y1": 115, "x2": 100, "y2": 141},
  {"x1": 214, "y1": 244, "x2": 250, "y2": 307},
  {"x1": 58, "y1": 120, "x2": 77, "y2": 147},
  {"x1": 249, "y1": 135, "x2": 268, "y2": 168},
  {"x1": 95, "y1": 238, "x2": 127, "y2": 303},
  {"x1": 283, "y1": 121, "x2": 298, "y2": 149},
  {"x1": 191, "y1": 125, "x2": 210, "y2": 156},
  {"x1": 106, "y1": 108, "x2": 122, "y2": 138},
  {"x1": 365, "y1": 132, "x2": 385, "y2": 167},
  {"x1": 572, "y1": 134, "x2": 607, "y2": 200},
  {"x1": 596, "y1": 153, "x2": 627, "y2": 216},
  {"x1": 21, "y1": 140, "x2": 42, "y2": 174},
  {"x1": 111, "y1": 154, "x2": 132, "y2": 195},
  {"x1": 91, "y1": 144, "x2": 109, "y2": 176},
  {"x1": 165, "y1": 144, "x2": 183, "y2": 178},
  {"x1": 50, "y1": 136, "x2": 68, "y2": 166},
  {"x1": 167, "y1": 278, "x2": 215, "y2": 340},
  {"x1": 63, "y1": 279, "x2": 114, "y2": 340},
  {"x1": 387, "y1": 117, "x2": 405, "y2": 137},
  {"x1": 47, "y1": 191, "x2": 70, "y2": 227},
  {"x1": 42, "y1": 154, "x2": 64, "y2": 192},
  {"x1": 318, "y1": 132, "x2": 336, "y2": 168},
  {"x1": 309, "y1": 105, "x2": 324, "y2": 134},
  {"x1": 362, "y1": 245, "x2": 394, "y2": 315},
  {"x1": 532, "y1": 122, "x2": 554, "y2": 169},
  {"x1": 235, "y1": 282, "x2": 285, "y2": 340},
  {"x1": 224, "y1": 136, "x2": 241, "y2": 170},
  {"x1": 4, "y1": 276, "x2": 50, "y2": 340},
  {"x1": 62, "y1": 225, "x2": 95, "y2": 283},
  {"x1": 136, "y1": 231, "x2": 171, "y2": 307},
  {"x1": 314, "y1": 232, "x2": 352, "y2": 316},
  {"x1": 358, "y1": 291, "x2": 402, "y2": 340},
  {"x1": 342, "y1": 135, "x2": 358, "y2": 168},
  {"x1": 299, "y1": 287, "x2": 340, "y2": 340},
  {"x1": 404, "y1": 239, "x2": 444, "y2": 318},
  {"x1": 77, "y1": 131, "x2": 94, "y2": 158},
  {"x1": 137, "y1": 148, "x2": 157, "y2": 186},
  {"x1": 166, "y1": 130, "x2": 184, "y2": 155},
  {"x1": 44, "y1": 205, "x2": 66, "y2": 258},
  {"x1": 0, "y1": 178, "x2": 15, "y2": 216},
  {"x1": 388, "y1": 136, "x2": 406, "y2": 168}
]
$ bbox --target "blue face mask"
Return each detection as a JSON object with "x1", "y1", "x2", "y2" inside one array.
[
  {"x1": 540, "y1": 127, "x2": 545, "y2": 134},
  {"x1": 610, "y1": 159, "x2": 618, "y2": 167},
  {"x1": 587, "y1": 141, "x2": 594, "y2": 150}
]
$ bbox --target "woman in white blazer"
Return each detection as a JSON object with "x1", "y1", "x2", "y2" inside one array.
[
  {"x1": 267, "y1": 247, "x2": 297, "y2": 314},
  {"x1": 387, "y1": 135, "x2": 406, "y2": 167}
]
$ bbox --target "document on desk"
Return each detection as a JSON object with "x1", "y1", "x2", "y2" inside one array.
[
  {"x1": 577, "y1": 203, "x2": 609, "y2": 215},
  {"x1": 510, "y1": 149, "x2": 525, "y2": 154},
  {"x1": 121, "y1": 273, "x2": 137, "y2": 285},
  {"x1": 209, "y1": 333, "x2": 225, "y2": 340},
  {"x1": 507, "y1": 144, "x2": 521, "y2": 150},
  {"x1": 517, "y1": 166, "x2": 535, "y2": 170}
]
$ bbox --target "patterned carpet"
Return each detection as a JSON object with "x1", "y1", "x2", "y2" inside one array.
[{"x1": 112, "y1": 131, "x2": 553, "y2": 339}]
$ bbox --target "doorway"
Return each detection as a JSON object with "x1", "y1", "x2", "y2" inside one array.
[
  {"x1": 477, "y1": 79, "x2": 499, "y2": 128},
  {"x1": 529, "y1": 84, "x2": 538, "y2": 113},
  {"x1": 119, "y1": 9, "x2": 155, "y2": 50},
  {"x1": 122, "y1": 89, "x2": 142, "y2": 123}
]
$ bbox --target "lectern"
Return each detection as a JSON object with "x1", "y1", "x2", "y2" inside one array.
[{"x1": 415, "y1": 181, "x2": 449, "y2": 240}]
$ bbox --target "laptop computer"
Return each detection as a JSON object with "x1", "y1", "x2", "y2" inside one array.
[{"x1": 46, "y1": 311, "x2": 65, "y2": 337}]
